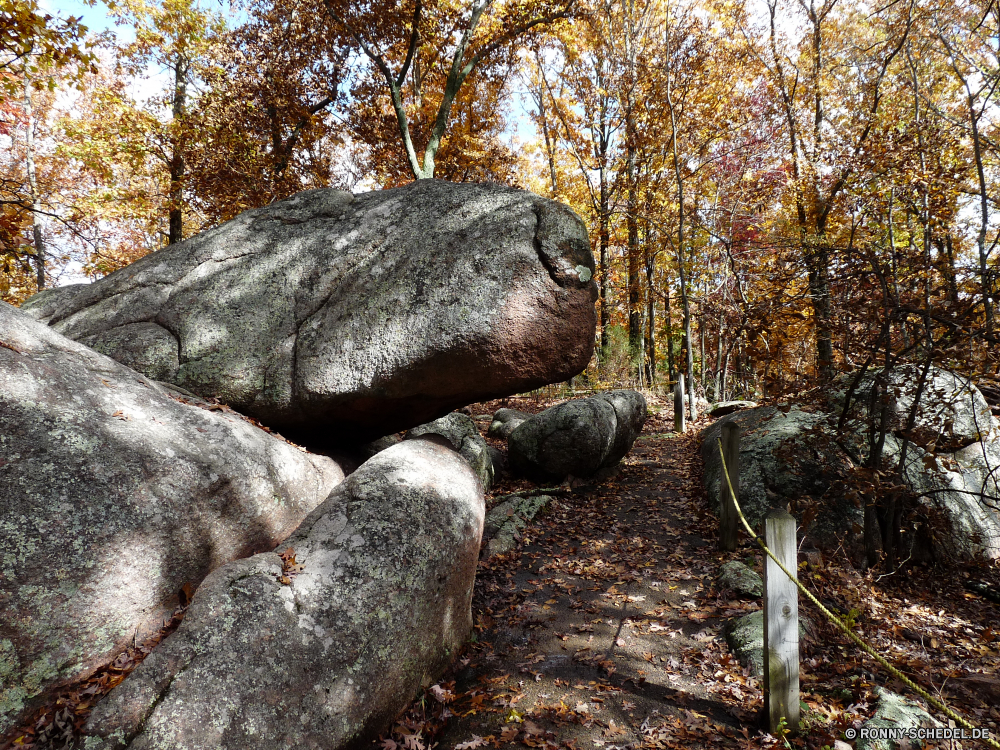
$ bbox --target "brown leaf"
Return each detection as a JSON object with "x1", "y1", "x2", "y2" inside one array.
[{"x1": 500, "y1": 727, "x2": 519, "y2": 743}]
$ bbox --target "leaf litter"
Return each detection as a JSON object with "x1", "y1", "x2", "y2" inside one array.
[{"x1": 376, "y1": 393, "x2": 1000, "y2": 750}]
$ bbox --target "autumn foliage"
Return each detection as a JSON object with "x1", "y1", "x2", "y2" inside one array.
[{"x1": 1, "y1": 0, "x2": 998, "y2": 398}]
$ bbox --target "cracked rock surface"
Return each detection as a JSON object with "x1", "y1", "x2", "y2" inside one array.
[
  {"x1": 0, "y1": 302, "x2": 344, "y2": 736},
  {"x1": 81, "y1": 437, "x2": 485, "y2": 750},
  {"x1": 22, "y1": 180, "x2": 597, "y2": 443}
]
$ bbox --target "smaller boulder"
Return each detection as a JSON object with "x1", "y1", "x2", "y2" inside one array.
[
  {"x1": 81, "y1": 438, "x2": 484, "y2": 750},
  {"x1": 717, "y1": 561, "x2": 763, "y2": 598},
  {"x1": 722, "y1": 611, "x2": 766, "y2": 676},
  {"x1": 482, "y1": 494, "x2": 552, "y2": 558},
  {"x1": 488, "y1": 408, "x2": 533, "y2": 439},
  {"x1": 857, "y1": 687, "x2": 941, "y2": 750},
  {"x1": 487, "y1": 445, "x2": 506, "y2": 475},
  {"x1": 406, "y1": 412, "x2": 495, "y2": 490},
  {"x1": 508, "y1": 391, "x2": 646, "y2": 481},
  {"x1": 722, "y1": 611, "x2": 810, "y2": 676}
]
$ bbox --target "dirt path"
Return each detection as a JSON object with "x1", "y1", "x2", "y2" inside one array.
[
  {"x1": 381, "y1": 396, "x2": 1000, "y2": 750},
  {"x1": 381, "y1": 401, "x2": 756, "y2": 750}
]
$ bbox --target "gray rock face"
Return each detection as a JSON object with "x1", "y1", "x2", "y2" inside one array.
[
  {"x1": 406, "y1": 412, "x2": 495, "y2": 490},
  {"x1": 701, "y1": 406, "x2": 854, "y2": 539},
  {"x1": 17, "y1": 283, "x2": 88, "y2": 324},
  {"x1": 81, "y1": 438, "x2": 484, "y2": 750},
  {"x1": 722, "y1": 611, "x2": 810, "y2": 677},
  {"x1": 857, "y1": 687, "x2": 941, "y2": 750},
  {"x1": 722, "y1": 611, "x2": 767, "y2": 676},
  {"x1": 701, "y1": 369, "x2": 1000, "y2": 563},
  {"x1": 508, "y1": 391, "x2": 647, "y2": 481},
  {"x1": 717, "y1": 561, "x2": 763, "y2": 599},
  {"x1": 23, "y1": 181, "x2": 597, "y2": 442},
  {"x1": 834, "y1": 365, "x2": 995, "y2": 453},
  {"x1": 487, "y1": 445, "x2": 506, "y2": 475},
  {"x1": 488, "y1": 408, "x2": 533, "y2": 439},
  {"x1": 0, "y1": 302, "x2": 344, "y2": 735}
]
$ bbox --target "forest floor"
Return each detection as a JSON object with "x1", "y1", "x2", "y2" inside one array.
[{"x1": 378, "y1": 394, "x2": 1000, "y2": 750}]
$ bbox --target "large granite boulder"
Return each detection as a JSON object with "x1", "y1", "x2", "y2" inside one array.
[
  {"x1": 81, "y1": 438, "x2": 485, "y2": 750},
  {"x1": 22, "y1": 181, "x2": 597, "y2": 443},
  {"x1": 0, "y1": 302, "x2": 345, "y2": 736},
  {"x1": 701, "y1": 405, "x2": 854, "y2": 538},
  {"x1": 701, "y1": 366, "x2": 1000, "y2": 564},
  {"x1": 405, "y1": 412, "x2": 495, "y2": 490},
  {"x1": 508, "y1": 390, "x2": 647, "y2": 480},
  {"x1": 834, "y1": 365, "x2": 995, "y2": 453}
]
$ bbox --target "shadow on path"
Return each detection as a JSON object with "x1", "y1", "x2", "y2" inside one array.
[{"x1": 383, "y1": 403, "x2": 759, "y2": 750}]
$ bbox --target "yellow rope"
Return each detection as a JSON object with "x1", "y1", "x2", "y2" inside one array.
[{"x1": 718, "y1": 439, "x2": 1000, "y2": 749}]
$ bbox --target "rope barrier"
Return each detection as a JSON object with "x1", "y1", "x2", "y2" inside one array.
[{"x1": 718, "y1": 439, "x2": 1000, "y2": 749}]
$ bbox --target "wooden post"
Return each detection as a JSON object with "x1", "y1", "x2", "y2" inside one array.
[
  {"x1": 674, "y1": 374, "x2": 686, "y2": 433},
  {"x1": 719, "y1": 421, "x2": 739, "y2": 551},
  {"x1": 764, "y1": 508, "x2": 799, "y2": 734}
]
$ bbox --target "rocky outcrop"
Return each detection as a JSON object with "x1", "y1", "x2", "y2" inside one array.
[
  {"x1": 508, "y1": 391, "x2": 647, "y2": 481},
  {"x1": 701, "y1": 366, "x2": 1000, "y2": 564},
  {"x1": 0, "y1": 302, "x2": 344, "y2": 735},
  {"x1": 488, "y1": 408, "x2": 533, "y2": 439},
  {"x1": 405, "y1": 412, "x2": 495, "y2": 490},
  {"x1": 701, "y1": 405, "x2": 855, "y2": 541},
  {"x1": 16, "y1": 283, "x2": 88, "y2": 324},
  {"x1": 81, "y1": 438, "x2": 484, "y2": 750},
  {"x1": 22, "y1": 181, "x2": 597, "y2": 443}
]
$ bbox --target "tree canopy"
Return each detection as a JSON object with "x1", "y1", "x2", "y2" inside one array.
[{"x1": 1, "y1": 0, "x2": 997, "y2": 406}]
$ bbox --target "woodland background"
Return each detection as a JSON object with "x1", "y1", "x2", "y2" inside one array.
[{"x1": 2, "y1": 0, "x2": 998, "y2": 401}]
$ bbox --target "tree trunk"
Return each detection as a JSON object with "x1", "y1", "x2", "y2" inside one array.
[
  {"x1": 721, "y1": 347, "x2": 731, "y2": 400},
  {"x1": 23, "y1": 69, "x2": 45, "y2": 289},
  {"x1": 626, "y1": 143, "x2": 641, "y2": 375},
  {"x1": 168, "y1": 54, "x2": 189, "y2": 245},
  {"x1": 714, "y1": 319, "x2": 723, "y2": 401},
  {"x1": 805, "y1": 242, "x2": 834, "y2": 379},
  {"x1": 664, "y1": 9, "x2": 695, "y2": 417},
  {"x1": 645, "y1": 240, "x2": 656, "y2": 384},
  {"x1": 599, "y1": 165, "x2": 610, "y2": 363},
  {"x1": 533, "y1": 51, "x2": 558, "y2": 196},
  {"x1": 699, "y1": 313, "x2": 706, "y2": 392},
  {"x1": 665, "y1": 287, "x2": 674, "y2": 379}
]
